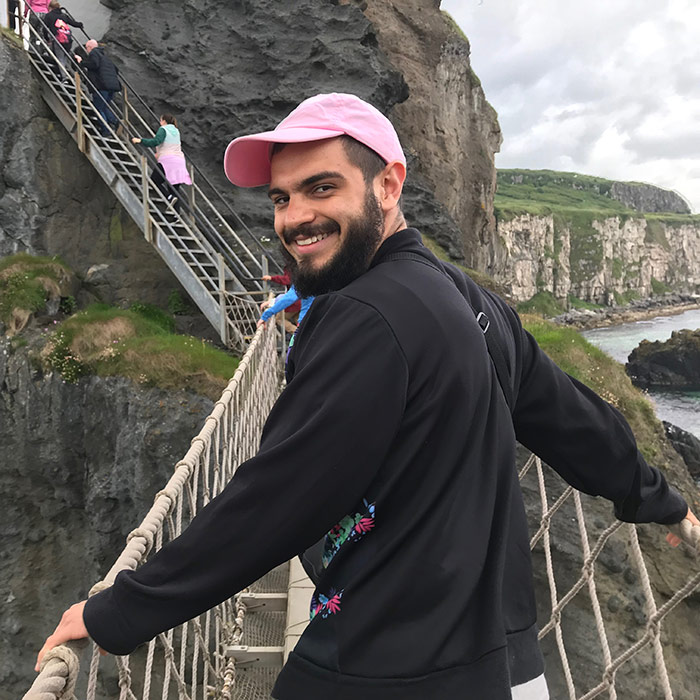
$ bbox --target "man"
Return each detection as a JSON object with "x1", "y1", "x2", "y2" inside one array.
[
  {"x1": 75, "y1": 39, "x2": 120, "y2": 135},
  {"x1": 37, "y1": 93, "x2": 698, "y2": 699}
]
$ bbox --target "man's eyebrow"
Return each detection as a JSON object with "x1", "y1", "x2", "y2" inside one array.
[
  {"x1": 299, "y1": 171, "x2": 346, "y2": 189},
  {"x1": 268, "y1": 171, "x2": 346, "y2": 199}
]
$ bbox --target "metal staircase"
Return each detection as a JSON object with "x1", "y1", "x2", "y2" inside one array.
[{"x1": 18, "y1": 11, "x2": 281, "y2": 352}]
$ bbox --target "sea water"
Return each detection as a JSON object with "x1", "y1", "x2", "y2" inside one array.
[{"x1": 582, "y1": 309, "x2": 700, "y2": 438}]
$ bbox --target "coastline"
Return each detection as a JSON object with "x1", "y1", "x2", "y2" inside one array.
[{"x1": 552, "y1": 295, "x2": 700, "y2": 330}]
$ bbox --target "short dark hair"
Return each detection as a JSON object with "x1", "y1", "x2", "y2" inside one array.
[
  {"x1": 271, "y1": 135, "x2": 386, "y2": 184},
  {"x1": 160, "y1": 114, "x2": 178, "y2": 127},
  {"x1": 339, "y1": 136, "x2": 386, "y2": 184}
]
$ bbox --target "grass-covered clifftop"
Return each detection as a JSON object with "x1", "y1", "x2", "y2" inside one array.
[
  {"x1": 495, "y1": 169, "x2": 700, "y2": 225},
  {"x1": 1, "y1": 253, "x2": 239, "y2": 399}
]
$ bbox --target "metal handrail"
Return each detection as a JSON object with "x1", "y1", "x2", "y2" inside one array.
[
  {"x1": 17, "y1": 16, "x2": 244, "y2": 295},
  {"x1": 11, "y1": 3, "x2": 281, "y2": 281}
]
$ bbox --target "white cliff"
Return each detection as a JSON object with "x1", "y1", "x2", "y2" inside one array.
[{"x1": 491, "y1": 214, "x2": 700, "y2": 304}]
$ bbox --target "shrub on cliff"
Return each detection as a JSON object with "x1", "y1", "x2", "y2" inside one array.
[
  {"x1": 0, "y1": 253, "x2": 77, "y2": 335},
  {"x1": 517, "y1": 291, "x2": 565, "y2": 317},
  {"x1": 41, "y1": 304, "x2": 239, "y2": 399}
]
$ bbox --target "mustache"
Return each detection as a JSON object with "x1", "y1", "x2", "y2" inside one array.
[{"x1": 283, "y1": 219, "x2": 338, "y2": 245}]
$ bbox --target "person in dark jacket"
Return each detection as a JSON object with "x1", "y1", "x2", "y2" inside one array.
[
  {"x1": 75, "y1": 39, "x2": 120, "y2": 135},
  {"x1": 42, "y1": 0, "x2": 82, "y2": 78},
  {"x1": 36, "y1": 94, "x2": 699, "y2": 700}
]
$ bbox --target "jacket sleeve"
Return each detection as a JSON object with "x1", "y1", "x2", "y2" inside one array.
[
  {"x1": 83, "y1": 293, "x2": 408, "y2": 655},
  {"x1": 261, "y1": 286, "x2": 300, "y2": 321},
  {"x1": 139, "y1": 127, "x2": 167, "y2": 149},
  {"x1": 269, "y1": 273, "x2": 291, "y2": 285},
  {"x1": 510, "y1": 312, "x2": 687, "y2": 525},
  {"x1": 81, "y1": 51, "x2": 100, "y2": 75},
  {"x1": 61, "y1": 9, "x2": 82, "y2": 27}
]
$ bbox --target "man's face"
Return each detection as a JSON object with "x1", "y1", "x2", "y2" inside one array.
[{"x1": 268, "y1": 138, "x2": 386, "y2": 297}]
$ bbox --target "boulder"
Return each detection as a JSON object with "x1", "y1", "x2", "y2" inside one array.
[
  {"x1": 664, "y1": 421, "x2": 700, "y2": 478},
  {"x1": 626, "y1": 329, "x2": 700, "y2": 389}
]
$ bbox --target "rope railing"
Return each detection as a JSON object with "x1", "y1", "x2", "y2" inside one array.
[
  {"x1": 23, "y1": 322, "x2": 282, "y2": 700},
  {"x1": 522, "y1": 454, "x2": 700, "y2": 699}
]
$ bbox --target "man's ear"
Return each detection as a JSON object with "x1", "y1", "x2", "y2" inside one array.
[{"x1": 377, "y1": 161, "x2": 406, "y2": 213}]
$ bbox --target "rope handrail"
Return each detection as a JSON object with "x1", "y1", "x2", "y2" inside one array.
[{"x1": 22, "y1": 322, "x2": 282, "y2": 700}]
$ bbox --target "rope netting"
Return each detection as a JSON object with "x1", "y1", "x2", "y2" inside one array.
[
  {"x1": 224, "y1": 292, "x2": 269, "y2": 355},
  {"x1": 520, "y1": 454, "x2": 700, "y2": 699},
  {"x1": 24, "y1": 324, "x2": 282, "y2": 700},
  {"x1": 21, "y1": 325, "x2": 700, "y2": 699}
]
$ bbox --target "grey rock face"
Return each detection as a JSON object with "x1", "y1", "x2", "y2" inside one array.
[
  {"x1": 664, "y1": 422, "x2": 700, "y2": 478},
  {"x1": 356, "y1": 0, "x2": 502, "y2": 266},
  {"x1": 0, "y1": 337, "x2": 213, "y2": 699},
  {"x1": 95, "y1": 0, "x2": 491, "y2": 262},
  {"x1": 610, "y1": 182, "x2": 691, "y2": 215}
]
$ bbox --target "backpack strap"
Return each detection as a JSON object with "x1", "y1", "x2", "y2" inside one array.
[{"x1": 381, "y1": 251, "x2": 514, "y2": 410}]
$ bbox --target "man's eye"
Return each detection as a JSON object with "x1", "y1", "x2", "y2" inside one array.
[
  {"x1": 314, "y1": 184, "x2": 334, "y2": 194},
  {"x1": 273, "y1": 196, "x2": 289, "y2": 206}
]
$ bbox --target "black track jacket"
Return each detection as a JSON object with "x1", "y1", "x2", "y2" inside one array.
[{"x1": 84, "y1": 228, "x2": 687, "y2": 699}]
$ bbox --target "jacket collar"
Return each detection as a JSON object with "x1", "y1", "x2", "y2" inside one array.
[{"x1": 370, "y1": 228, "x2": 426, "y2": 268}]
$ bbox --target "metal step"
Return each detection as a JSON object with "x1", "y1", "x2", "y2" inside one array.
[
  {"x1": 237, "y1": 592, "x2": 288, "y2": 612},
  {"x1": 225, "y1": 646, "x2": 285, "y2": 669}
]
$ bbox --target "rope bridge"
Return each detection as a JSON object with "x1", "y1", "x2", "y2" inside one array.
[{"x1": 22, "y1": 322, "x2": 700, "y2": 699}]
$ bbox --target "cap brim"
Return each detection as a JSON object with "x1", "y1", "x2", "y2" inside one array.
[{"x1": 224, "y1": 126, "x2": 345, "y2": 187}]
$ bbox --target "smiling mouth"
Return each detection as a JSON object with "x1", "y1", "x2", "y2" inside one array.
[{"x1": 294, "y1": 231, "x2": 334, "y2": 247}]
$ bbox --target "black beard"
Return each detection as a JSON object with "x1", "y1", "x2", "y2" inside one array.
[{"x1": 280, "y1": 189, "x2": 384, "y2": 298}]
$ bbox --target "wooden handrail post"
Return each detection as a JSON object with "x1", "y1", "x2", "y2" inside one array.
[
  {"x1": 188, "y1": 164, "x2": 195, "y2": 210},
  {"x1": 218, "y1": 254, "x2": 228, "y2": 346},
  {"x1": 122, "y1": 85, "x2": 130, "y2": 131},
  {"x1": 141, "y1": 155, "x2": 152, "y2": 243},
  {"x1": 75, "y1": 71, "x2": 85, "y2": 153}
]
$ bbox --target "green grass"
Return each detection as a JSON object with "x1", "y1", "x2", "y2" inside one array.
[
  {"x1": 651, "y1": 277, "x2": 671, "y2": 295},
  {"x1": 522, "y1": 315, "x2": 665, "y2": 461},
  {"x1": 129, "y1": 301, "x2": 176, "y2": 333},
  {"x1": 441, "y1": 11, "x2": 470, "y2": 44},
  {"x1": 568, "y1": 296, "x2": 604, "y2": 311},
  {"x1": 42, "y1": 304, "x2": 239, "y2": 399},
  {"x1": 0, "y1": 253, "x2": 74, "y2": 329},
  {"x1": 0, "y1": 26, "x2": 22, "y2": 47},
  {"x1": 495, "y1": 169, "x2": 636, "y2": 219},
  {"x1": 516, "y1": 291, "x2": 565, "y2": 317}
]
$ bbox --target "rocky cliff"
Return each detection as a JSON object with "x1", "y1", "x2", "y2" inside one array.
[
  {"x1": 0, "y1": 334, "x2": 213, "y2": 699},
  {"x1": 68, "y1": 0, "x2": 501, "y2": 266},
  {"x1": 491, "y1": 213, "x2": 700, "y2": 303},
  {"x1": 610, "y1": 181, "x2": 691, "y2": 215}
]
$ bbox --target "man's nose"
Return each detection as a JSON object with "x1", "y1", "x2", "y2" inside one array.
[{"x1": 283, "y1": 196, "x2": 315, "y2": 229}]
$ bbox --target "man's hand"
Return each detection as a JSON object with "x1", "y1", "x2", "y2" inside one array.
[
  {"x1": 35, "y1": 601, "x2": 90, "y2": 672},
  {"x1": 75, "y1": 55, "x2": 82, "y2": 63},
  {"x1": 666, "y1": 508, "x2": 700, "y2": 548}
]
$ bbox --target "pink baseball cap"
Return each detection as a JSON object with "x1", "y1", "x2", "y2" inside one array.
[{"x1": 223, "y1": 93, "x2": 405, "y2": 187}]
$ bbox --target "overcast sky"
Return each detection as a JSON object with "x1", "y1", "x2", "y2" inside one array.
[{"x1": 442, "y1": 0, "x2": 700, "y2": 212}]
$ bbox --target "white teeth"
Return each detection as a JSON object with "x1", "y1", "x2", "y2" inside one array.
[{"x1": 296, "y1": 232, "x2": 330, "y2": 247}]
